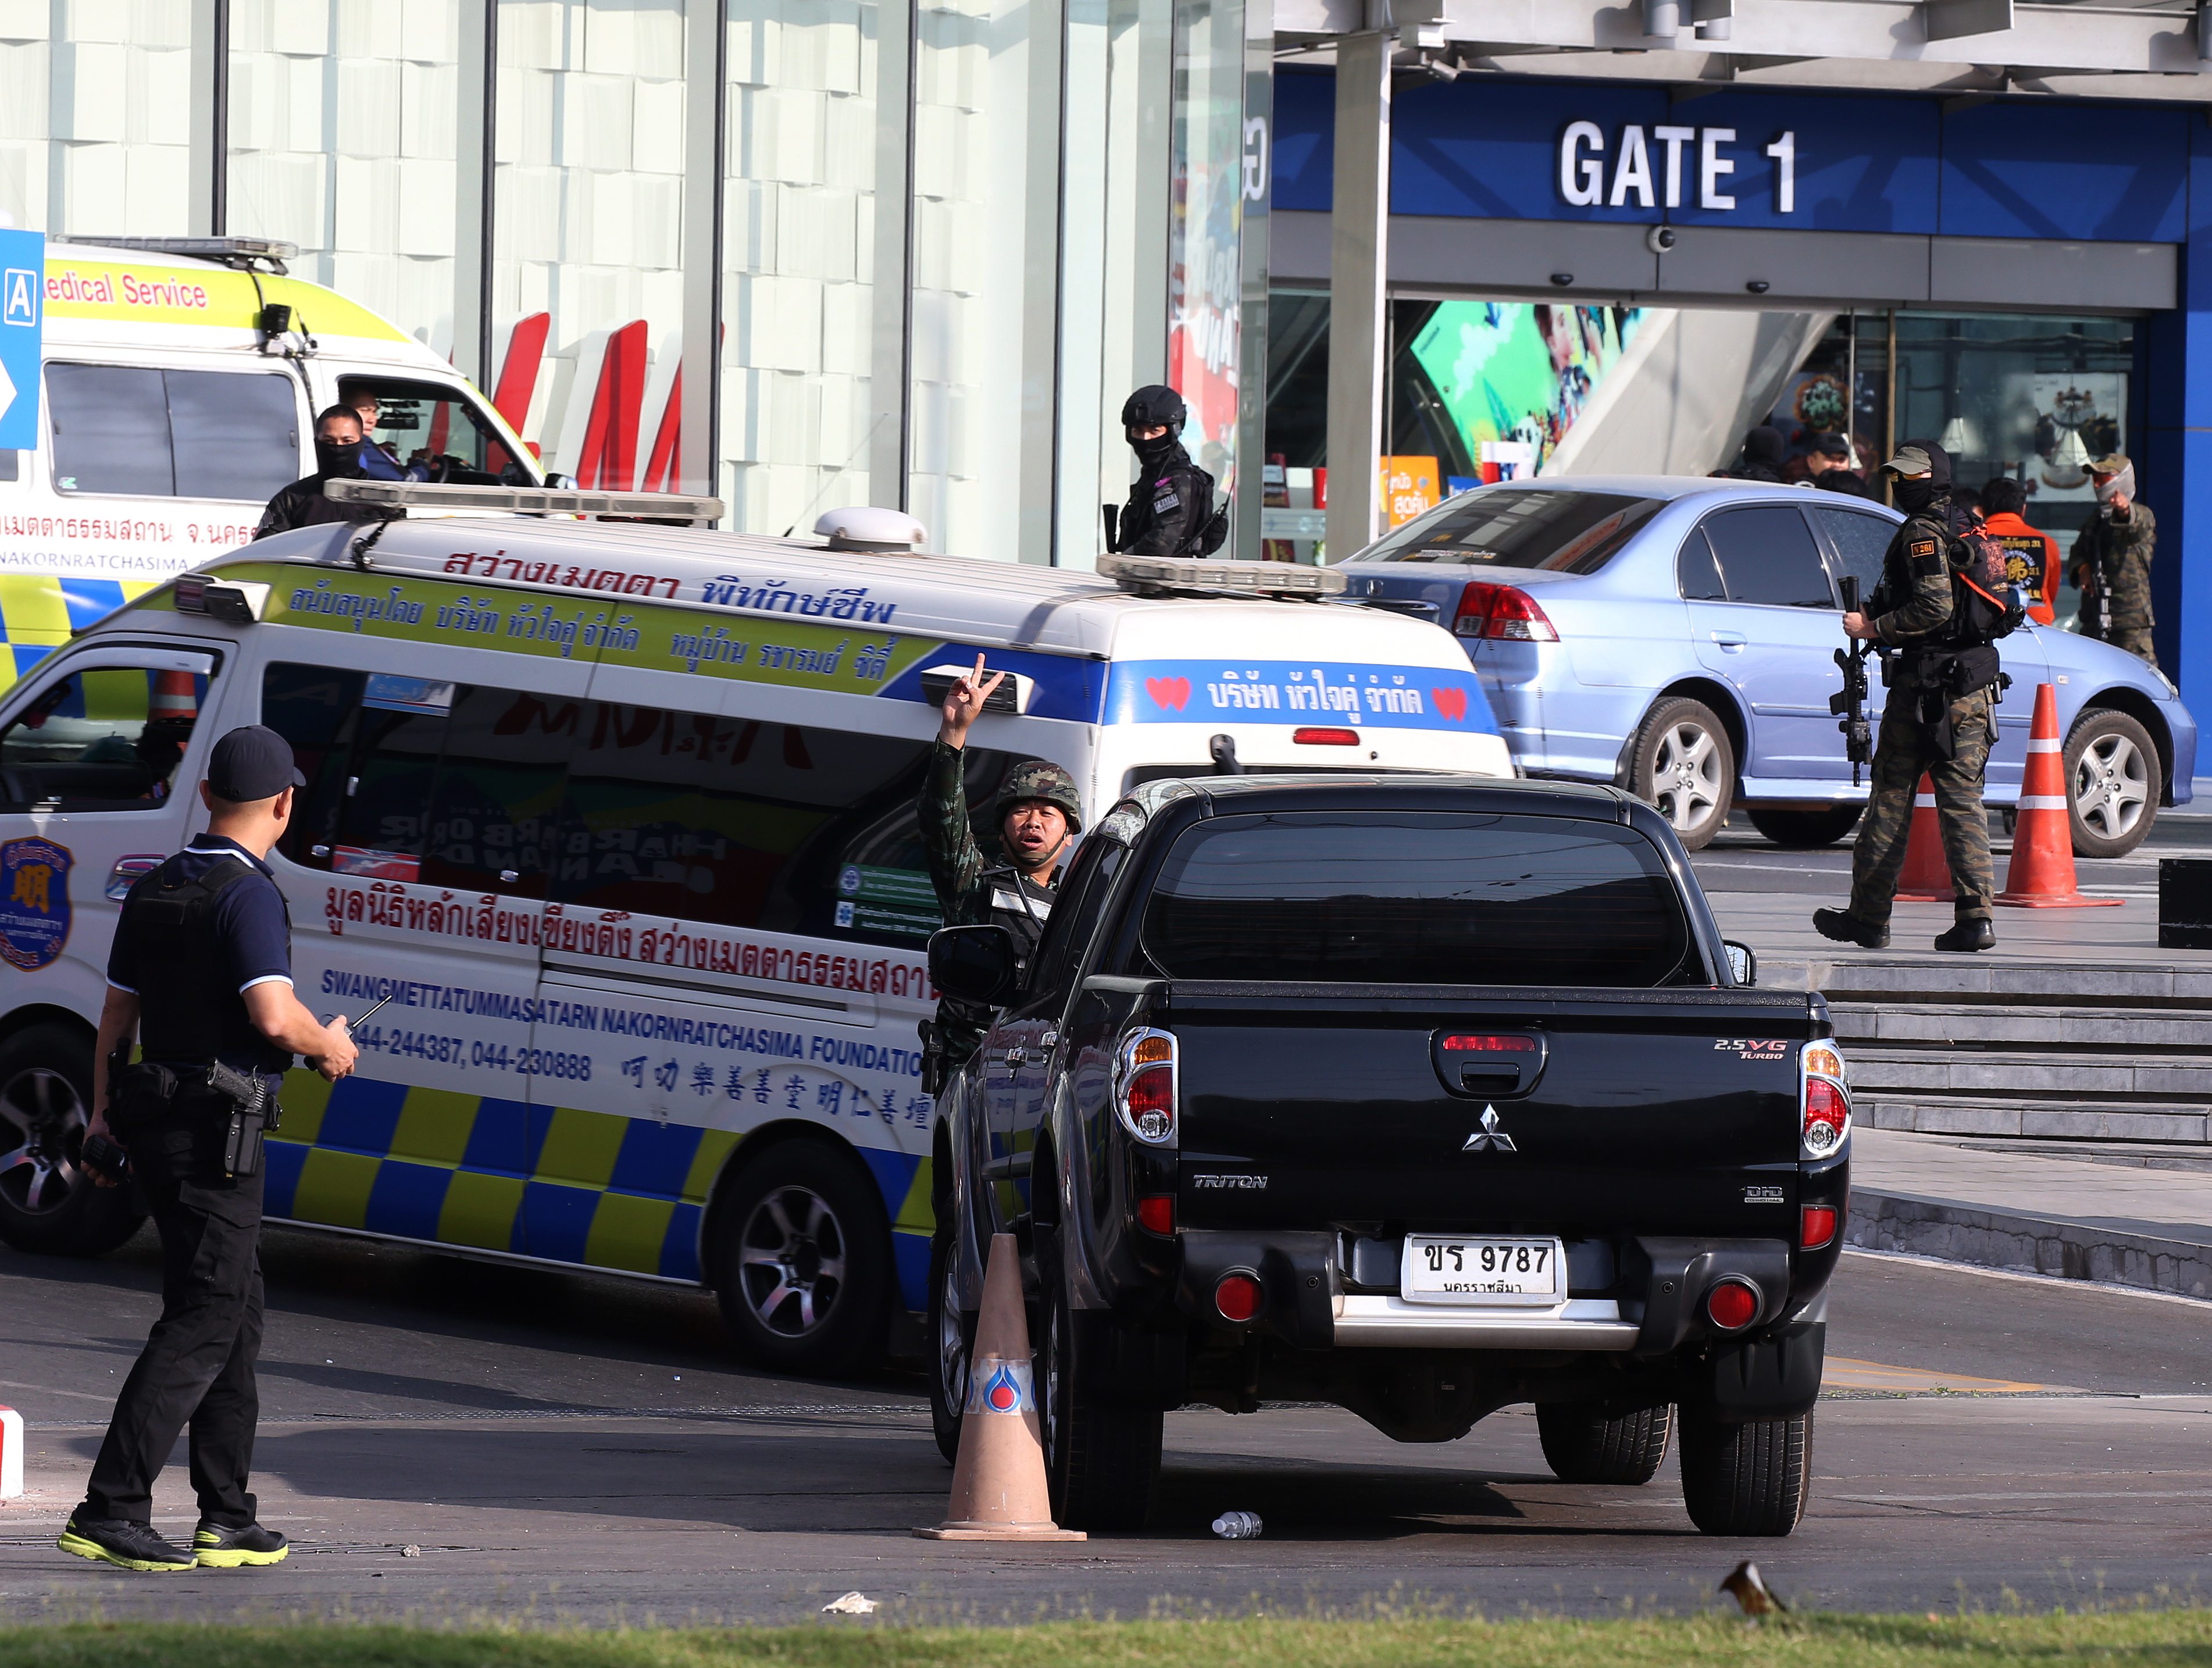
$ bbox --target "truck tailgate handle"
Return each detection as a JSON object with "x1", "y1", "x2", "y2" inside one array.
[{"x1": 1432, "y1": 1030, "x2": 1547, "y2": 1098}]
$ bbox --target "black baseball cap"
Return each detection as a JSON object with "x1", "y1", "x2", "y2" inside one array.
[
  {"x1": 207, "y1": 725, "x2": 305, "y2": 803},
  {"x1": 1814, "y1": 432, "x2": 1851, "y2": 458}
]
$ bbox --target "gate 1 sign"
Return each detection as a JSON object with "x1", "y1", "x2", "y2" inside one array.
[{"x1": 0, "y1": 228, "x2": 41, "y2": 452}]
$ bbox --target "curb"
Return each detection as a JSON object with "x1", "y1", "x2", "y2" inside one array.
[{"x1": 1847, "y1": 1188, "x2": 2212, "y2": 1299}]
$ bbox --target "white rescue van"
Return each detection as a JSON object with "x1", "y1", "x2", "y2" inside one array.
[
  {"x1": 0, "y1": 236, "x2": 541, "y2": 687},
  {"x1": 0, "y1": 511, "x2": 1510, "y2": 1372}
]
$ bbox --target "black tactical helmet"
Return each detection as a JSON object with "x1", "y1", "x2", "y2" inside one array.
[
  {"x1": 1121, "y1": 384, "x2": 1187, "y2": 433},
  {"x1": 996, "y1": 759, "x2": 1083, "y2": 833}
]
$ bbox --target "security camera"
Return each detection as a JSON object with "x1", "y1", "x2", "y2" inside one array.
[{"x1": 1647, "y1": 225, "x2": 1678, "y2": 255}]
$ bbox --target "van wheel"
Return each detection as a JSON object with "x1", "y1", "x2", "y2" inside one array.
[
  {"x1": 927, "y1": 1227, "x2": 974, "y2": 1465},
  {"x1": 1537, "y1": 1402, "x2": 1673, "y2": 1485},
  {"x1": 1746, "y1": 806, "x2": 1863, "y2": 849},
  {"x1": 2067, "y1": 707, "x2": 2160, "y2": 859},
  {"x1": 0, "y1": 1024, "x2": 144, "y2": 1257},
  {"x1": 711, "y1": 1139, "x2": 890, "y2": 1378},
  {"x1": 1037, "y1": 1228, "x2": 1160, "y2": 1532},
  {"x1": 1633, "y1": 698, "x2": 1735, "y2": 851},
  {"x1": 1678, "y1": 1409, "x2": 1813, "y2": 1536}
]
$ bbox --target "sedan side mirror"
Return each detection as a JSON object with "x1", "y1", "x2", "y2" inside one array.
[
  {"x1": 1723, "y1": 939, "x2": 1757, "y2": 986},
  {"x1": 929, "y1": 924, "x2": 1021, "y2": 1006}
]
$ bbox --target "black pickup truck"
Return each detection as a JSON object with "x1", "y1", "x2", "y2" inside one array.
[{"x1": 925, "y1": 775, "x2": 1849, "y2": 1537}]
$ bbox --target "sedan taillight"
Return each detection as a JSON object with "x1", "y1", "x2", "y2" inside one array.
[{"x1": 1453, "y1": 580, "x2": 1558, "y2": 642}]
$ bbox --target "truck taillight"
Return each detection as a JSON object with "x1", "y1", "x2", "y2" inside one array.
[
  {"x1": 1801, "y1": 1204, "x2": 1838, "y2": 1250},
  {"x1": 1115, "y1": 1028, "x2": 1178, "y2": 1147},
  {"x1": 1800, "y1": 1040, "x2": 1850, "y2": 1159}
]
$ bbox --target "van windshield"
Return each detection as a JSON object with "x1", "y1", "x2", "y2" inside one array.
[
  {"x1": 1342, "y1": 487, "x2": 1667, "y2": 572},
  {"x1": 1140, "y1": 811, "x2": 1693, "y2": 986}
]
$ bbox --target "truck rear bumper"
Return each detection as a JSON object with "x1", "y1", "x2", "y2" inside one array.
[{"x1": 1332, "y1": 1294, "x2": 1639, "y2": 1350}]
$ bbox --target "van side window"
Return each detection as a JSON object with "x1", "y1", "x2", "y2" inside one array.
[
  {"x1": 0, "y1": 662, "x2": 204, "y2": 810},
  {"x1": 48, "y1": 364, "x2": 300, "y2": 502},
  {"x1": 0, "y1": 450, "x2": 18, "y2": 482}
]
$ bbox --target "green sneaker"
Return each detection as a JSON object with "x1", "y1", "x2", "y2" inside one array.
[
  {"x1": 193, "y1": 1521, "x2": 290, "y2": 1568},
  {"x1": 56, "y1": 1515, "x2": 195, "y2": 1571}
]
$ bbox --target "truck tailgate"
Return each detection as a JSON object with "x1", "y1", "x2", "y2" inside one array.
[{"x1": 1168, "y1": 982, "x2": 1816, "y2": 1236}]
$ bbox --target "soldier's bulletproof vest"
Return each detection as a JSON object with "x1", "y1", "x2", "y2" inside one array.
[{"x1": 115, "y1": 854, "x2": 291, "y2": 1071}]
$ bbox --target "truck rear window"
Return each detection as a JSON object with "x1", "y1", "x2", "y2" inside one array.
[{"x1": 1140, "y1": 811, "x2": 1692, "y2": 986}]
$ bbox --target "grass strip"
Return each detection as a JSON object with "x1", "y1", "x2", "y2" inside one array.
[{"x1": 8, "y1": 1613, "x2": 2212, "y2": 1668}]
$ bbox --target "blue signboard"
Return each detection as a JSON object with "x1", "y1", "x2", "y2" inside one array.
[{"x1": 0, "y1": 227, "x2": 41, "y2": 451}]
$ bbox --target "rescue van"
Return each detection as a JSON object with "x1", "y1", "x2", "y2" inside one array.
[
  {"x1": 0, "y1": 236, "x2": 541, "y2": 687},
  {"x1": 0, "y1": 505, "x2": 1509, "y2": 1373}
]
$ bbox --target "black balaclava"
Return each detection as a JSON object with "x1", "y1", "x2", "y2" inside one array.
[
  {"x1": 1742, "y1": 425, "x2": 1787, "y2": 472},
  {"x1": 1122, "y1": 384, "x2": 1187, "y2": 471},
  {"x1": 1889, "y1": 438, "x2": 1952, "y2": 515},
  {"x1": 315, "y1": 432, "x2": 366, "y2": 478}
]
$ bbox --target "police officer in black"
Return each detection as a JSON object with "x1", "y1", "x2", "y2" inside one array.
[
  {"x1": 1107, "y1": 385, "x2": 1227, "y2": 558},
  {"x1": 60, "y1": 726, "x2": 358, "y2": 1573}
]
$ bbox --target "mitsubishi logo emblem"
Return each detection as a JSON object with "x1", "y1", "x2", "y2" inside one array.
[{"x1": 1462, "y1": 1106, "x2": 1517, "y2": 1153}]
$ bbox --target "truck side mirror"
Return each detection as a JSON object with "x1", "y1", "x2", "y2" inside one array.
[
  {"x1": 1722, "y1": 940, "x2": 1756, "y2": 986},
  {"x1": 928, "y1": 924, "x2": 1021, "y2": 1006}
]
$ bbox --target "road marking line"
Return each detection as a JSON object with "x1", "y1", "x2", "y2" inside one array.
[
  {"x1": 1823, "y1": 1356, "x2": 2043, "y2": 1393},
  {"x1": 0, "y1": 1378, "x2": 115, "y2": 1404},
  {"x1": 1836, "y1": 1487, "x2": 2212, "y2": 1505}
]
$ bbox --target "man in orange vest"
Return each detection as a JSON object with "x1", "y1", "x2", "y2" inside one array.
[{"x1": 1978, "y1": 477, "x2": 2057, "y2": 628}]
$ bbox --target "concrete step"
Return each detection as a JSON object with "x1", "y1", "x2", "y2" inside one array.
[
  {"x1": 1769, "y1": 956, "x2": 2212, "y2": 1011},
  {"x1": 1846, "y1": 1046, "x2": 2212, "y2": 1102},
  {"x1": 1860, "y1": 1096, "x2": 2212, "y2": 1143},
  {"x1": 1832, "y1": 1003, "x2": 2212, "y2": 1052}
]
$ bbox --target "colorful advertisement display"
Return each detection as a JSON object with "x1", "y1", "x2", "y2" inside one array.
[{"x1": 1405, "y1": 302, "x2": 1644, "y2": 482}]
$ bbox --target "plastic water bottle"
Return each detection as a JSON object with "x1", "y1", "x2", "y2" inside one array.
[{"x1": 1211, "y1": 1510, "x2": 1262, "y2": 1539}]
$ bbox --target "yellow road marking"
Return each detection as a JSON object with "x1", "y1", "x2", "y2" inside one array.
[{"x1": 1823, "y1": 1355, "x2": 2044, "y2": 1394}]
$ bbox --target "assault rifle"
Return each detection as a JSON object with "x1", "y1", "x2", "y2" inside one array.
[{"x1": 1830, "y1": 575, "x2": 1874, "y2": 786}]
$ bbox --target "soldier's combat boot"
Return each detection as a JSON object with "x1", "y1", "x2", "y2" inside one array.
[
  {"x1": 1934, "y1": 918, "x2": 1995, "y2": 953},
  {"x1": 1812, "y1": 908, "x2": 1889, "y2": 950}
]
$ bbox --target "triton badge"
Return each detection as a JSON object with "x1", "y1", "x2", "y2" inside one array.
[{"x1": 1462, "y1": 1106, "x2": 1517, "y2": 1153}]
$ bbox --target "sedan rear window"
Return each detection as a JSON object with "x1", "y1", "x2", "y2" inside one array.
[
  {"x1": 1342, "y1": 488, "x2": 1667, "y2": 573},
  {"x1": 1140, "y1": 811, "x2": 1693, "y2": 986}
]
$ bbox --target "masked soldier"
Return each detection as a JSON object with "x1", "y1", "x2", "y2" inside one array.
[
  {"x1": 1107, "y1": 385, "x2": 1227, "y2": 559},
  {"x1": 2070, "y1": 453, "x2": 2157, "y2": 667},
  {"x1": 916, "y1": 654, "x2": 1083, "y2": 1091},
  {"x1": 1815, "y1": 440, "x2": 2011, "y2": 954}
]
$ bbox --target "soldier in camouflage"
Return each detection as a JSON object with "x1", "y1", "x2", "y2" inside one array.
[
  {"x1": 1814, "y1": 440, "x2": 2000, "y2": 954},
  {"x1": 916, "y1": 653, "x2": 1084, "y2": 1087},
  {"x1": 2069, "y1": 453, "x2": 2157, "y2": 668}
]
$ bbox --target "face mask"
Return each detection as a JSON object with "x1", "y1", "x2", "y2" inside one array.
[
  {"x1": 315, "y1": 438, "x2": 362, "y2": 476},
  {"x1": 1128, "y1": 426, "x2": 1179, "y2": 468},
  {"x1": 2095, "y1": 465, "x2": 2135, "y2": 505},
  {"x1": 1892, "y1": 475, "x2": 1939, "y2": 514}
]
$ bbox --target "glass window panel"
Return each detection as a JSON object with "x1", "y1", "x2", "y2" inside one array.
[
  {"x1": 263, "y1": 662, "x2": 365, "y2": 869},
  {"x1": 1676, "y1": 527, "x2": 1727, "y2": 601},
  {"x1": 1703, "y1": 505, "x2": 1834, "y2": 609},
  {"x1": 0, "y1": 665, "x2": 204, "y2": 810},
  {"x1": 418, "y1": 688, "x2": 568, "y2": 897},
  {"x1": 47, "y1": 365, "x2": 174, "y2": 497},
  {"x1": 1355, "y1": 488, "x2": 1667, "y2": 572},
  {"x1": 167, "y1": 370, "x2": 303, "y2": 502},
  {"x1": 337, "y1": 375, "x2": 533, "y2": 484},
  {"x1": 1807, "y1": 505, "x2": 1892, "y2": 601}
]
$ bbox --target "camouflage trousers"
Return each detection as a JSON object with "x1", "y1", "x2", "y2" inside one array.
[
  {"x1": 1849, "y1": 683, "x2": 1996, "y2": 925},
  {"x1": 2108, "y1": 627, "x2": 2159, "y2": 669}
]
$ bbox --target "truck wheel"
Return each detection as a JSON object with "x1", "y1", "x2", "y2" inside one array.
[
  {"x1": 1678, "y1": 1409, "x2": 1814, "y2": 1536},
  {"x1": 710, "y1": 1139, "x2": 890, "y2": 1379},
  {"x1": 1037, "y1": 1231, "x2": 1160, "y2": 1532},
  {"x1": 1632, "y1": 698, "x2": 1734, "y2": 851},
  {"x1": 0, "y1": 1024, "x2": 144, "y2": 1258},
  {"x1": 926, "y1": 1227, "x2": 973, "y2": 1465},
  {"x1": 2066, "y1": 707, "x2": 2160, "y2": 859},
  {"x1": 1745, "y1": 806, "x2": 1862, "y2": 849},
  {"x1": 1536, "y1": 1402, "x2": 1673, "y2": 1485}
]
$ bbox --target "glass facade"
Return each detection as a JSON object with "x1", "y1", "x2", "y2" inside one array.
[{"x1": 0, "y1": 0, "x2": 1250, "y2": 568}]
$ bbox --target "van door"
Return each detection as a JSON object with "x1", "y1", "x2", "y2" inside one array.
[{"x1": 258, "y1": 655, "x2": 569, "y2": 1256}]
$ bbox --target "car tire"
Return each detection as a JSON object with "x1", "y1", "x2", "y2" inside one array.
[
  {"x1": 0, "y1": 1024, "x2": 144, "y2": 1258},
  {"x1": 2065, "y1": 707, "x2": 2160, "y2": 860},
  {"x1": 710, "y1": 1138, "x2": 891, "y2": 1379},
  {"x1": 1536, "y1": 1402, "x2": 1674, "y2": 1485},
  {"x1": 1745, "y1": 806, "x2": 1863, "y2": 849},
  {"x1": 1037, "y1": 1227, "x2": 1161, "y2": 1532},
  {"x1": 1678, "y1": 1409, "x2": 1813, "y2": 1536},
  {"x1": 926, "y1": 1226, "x2": 973, "y2": 1466},
  {"x1": 1632, "y1": 697, "x2": 1735, "y2": 851}
]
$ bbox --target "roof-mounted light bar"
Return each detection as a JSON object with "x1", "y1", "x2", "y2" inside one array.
[
  {"x1": 51, "y1": 234, "x2": 300, "y2": 272},
  {"x1": 324, "y1": 479, "x2": 725, "y2": 523},
  {"x1": 1097, "y1": 552, "x2": 1347, "y2": 601}
]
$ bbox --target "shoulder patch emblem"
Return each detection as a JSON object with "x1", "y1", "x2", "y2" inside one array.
[{"x1": 1908, "y1": 539, "x2": 1937, "y2": 558}]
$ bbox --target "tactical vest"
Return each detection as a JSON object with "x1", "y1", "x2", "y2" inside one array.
[{"x1": 115, "y1": 854, "x2": 292, "y2": 1073}]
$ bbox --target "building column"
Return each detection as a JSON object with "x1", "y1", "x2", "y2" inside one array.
[
  {"x1": 1233, "y1": 0, "x2": 1273, "y2": 559},
  {"x1": 452, "y1": 0, "x2": 495, "y2": 390},
  {"x1": 679, "y1": 0, "x2": 727, "y2": 509},
  {"x1": 189, "y1": 0, "x2": 229, "y2": 236},
  {"x1": 869, "y1": 0, "x2": 916, "y2": 515},
  {"x1": 2145, "y1": 118, "x2": 2212, "y2": 780},
  {"x1": 1323, "y1": 24, "x2": 1389, "y2": 562}
]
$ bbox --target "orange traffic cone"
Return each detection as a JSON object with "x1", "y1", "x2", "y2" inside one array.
[
  {"x1": 914, "y1": 1232, "x2": 1084, "y2": 1542},
  {"x1": 1892, "y1": 774, "x2": 1956, "y2": 903},
  {"x1": 151, "y1": 669, "x2": 198, "y2": 722},
  {"x1": 1997, "y1": 683, "x2": 2120, "y2": 909}
]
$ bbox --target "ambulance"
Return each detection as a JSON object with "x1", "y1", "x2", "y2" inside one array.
[
  {"x1": 0, "y1": 493, "x2": 1510, "y2": 1375},
  {"x1": 0, "y1": 235, "x2": 542, "y2": 688}
]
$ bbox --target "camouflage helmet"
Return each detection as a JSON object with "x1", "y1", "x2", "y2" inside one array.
[{"x1": 997, "y1": 759, "x2": 1083, "y2": 833}]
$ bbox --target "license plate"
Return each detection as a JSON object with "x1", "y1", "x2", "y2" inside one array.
[{"x1": 1400, "y1": 1235, "x2": 1565, "y2": 1307}]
